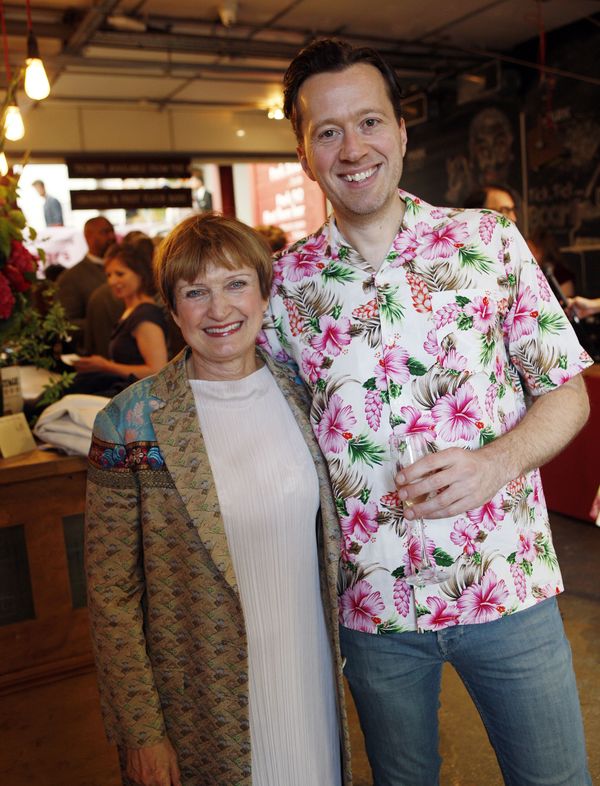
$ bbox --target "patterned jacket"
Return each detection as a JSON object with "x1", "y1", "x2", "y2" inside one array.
[{"x1": 85, "y1": 349, "x2": 352, "y2": 786}]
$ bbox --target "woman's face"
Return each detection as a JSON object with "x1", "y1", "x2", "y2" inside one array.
[
  {"x1": 173, "y1": 263, "x2": 268, "y2": 380},
  {"x1": 105, "y1": 257, "x2": 143, "y2": 301}
]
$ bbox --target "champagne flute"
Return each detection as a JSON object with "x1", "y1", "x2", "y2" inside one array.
[{"x1": 391, "y1": 433, "x2": 450, "y2": 587}]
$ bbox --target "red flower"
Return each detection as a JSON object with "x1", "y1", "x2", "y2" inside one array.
[
  {"x1": 9, "y1": 240, "x2": 37, "y2": 276},
  {"x1": 0, "y1": 272, "x2": 16, "y2": 319}
]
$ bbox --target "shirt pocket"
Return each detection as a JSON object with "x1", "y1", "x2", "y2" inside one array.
[{"x1": 430, "y1": 288, "x2": 505, "y2": 375}]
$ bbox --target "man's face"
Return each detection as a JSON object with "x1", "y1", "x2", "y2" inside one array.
[
  {"x1": 295, "y1": 63, "x2": 407, "y2": 228},
  {"x1": 483, "y1": 187, "x2": 517, "y2": 223},
  {"x1": 86, "y1": 219, "x2": 116, "y2": 257}
]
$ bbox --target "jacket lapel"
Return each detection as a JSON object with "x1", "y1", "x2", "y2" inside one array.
[{"x1": 149, "y1": 350, "x2": 239, "y2": 592}]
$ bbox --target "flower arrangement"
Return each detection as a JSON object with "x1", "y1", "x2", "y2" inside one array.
[
  {"x1": 0, "y1": 173, "x2": 38, "y2": 319},
  {"x1": 0, "y1": 170, "x2": 75, "y2": 411}
]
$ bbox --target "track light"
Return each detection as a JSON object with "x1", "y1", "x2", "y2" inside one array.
[{"x1": 0, "y1": 152, "x2": 8, "y2": 176}]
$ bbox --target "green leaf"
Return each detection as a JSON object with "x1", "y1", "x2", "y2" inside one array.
[
  {"x1": 388, "y1": 381, "x2": 402, "y2": 398},
  {"x1": 338, "y1": 245, "x2": 350, "y2": 260},
  {"x1": 457, "y1": 312, "x2": 474, "y2": 331},
  {"x1": 521, "y1": 559, "x2": 534, "y2": 577},
  {"x1": 479, "y1": 426, "x2": 496, "y2": 446},
  {"x1": 455, "y1": 295, "x2": 471, "y2": 306},
  {"x1": 408, "y1": 357, "x2": 427, "y2": 376},
  {"x1": 432, "y1": 548, "x2": 454, "y2": 567},
  {"x1": 458, "y1": 245, "x2": 494, "y2": 274},
  {"x1": 362, "y1": 376, "x2": 377, "y2": 390},
  {"x1": 404, "y1": 196, "x2": 422, "y2": 215},
  {"x1": 359, "y1": 487, "x2": 372, "y2": 504},
  {"x1": 380, "y1": 389, "x2": 390, "y2": 405},
  {"x1": 507, "y1": 551, "x2": 517, "y2": 564},
  {"x1": 378, "y1": 285, "x2": 405, "y2": 324},
  {"x1": 391, "y1": 566, "x2": 405, "y2": 579},
  {"x1": 415, "y1": 603, "x2": 431, "y2": 616},
  {"x1": 537, "y1": 309, "x2": 566, "y2": 336},
  {"x1": 479, "y1": 336, "x2": 496, "y2": 367},
  {"x1": 321, "y1": 259, "x2": 358, "y2": 283},
  {"x1": 390, "y1": 414, "x2": 406, "y2": 428},
  {"x1": 335, "y1": 498, "x2": 348, "y2": 517},
  {"x1": 558, "y1": 355, "x2": 568, "y2": 370},
  {"x1": 331, "y1": 304, "x2": 342, "y2": 319},
  {"x1": 347, "y1": 434, "x2": 386, "y2": 467}
]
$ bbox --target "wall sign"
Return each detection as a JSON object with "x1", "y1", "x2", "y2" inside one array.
[
  {"x1": 69, "y1": 188, "x2": 193, "y2": 210},
  {"x1": 66, "y1": 157, "x2": 191, "y2": 179}
]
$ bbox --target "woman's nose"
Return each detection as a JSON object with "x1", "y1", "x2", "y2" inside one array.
[{"x1": 207, "y1": 291, "x2": 231, "y2": 320}]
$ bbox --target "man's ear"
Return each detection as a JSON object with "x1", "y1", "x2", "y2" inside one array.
[
  {"x1": 297, "y1": 145, "x2": 316, "y2": 183},
  {"x1": 399, "y1": 117, "x2": 408, "y2": 158}
]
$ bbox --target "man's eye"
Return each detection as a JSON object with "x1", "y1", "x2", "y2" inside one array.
[
  {"x1": 318, "y1": 129, "x2": 336, "y2": 140},
  {"x1": 364, "y1": 118, "x2": 379, "y2": 128}
]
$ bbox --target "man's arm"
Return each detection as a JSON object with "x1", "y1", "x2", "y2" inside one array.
[{"x1": 396, "y1": 373, "x2": 590, "y2": 520}]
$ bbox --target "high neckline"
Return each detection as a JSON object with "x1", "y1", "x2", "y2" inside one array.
[{"x1": 189, "y1": 364, "x2": 272, "y2": 403}]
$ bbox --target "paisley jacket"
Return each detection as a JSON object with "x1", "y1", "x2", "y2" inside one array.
[{"x1": 85, "y1": 348, "x2": 352, "y2": 785}]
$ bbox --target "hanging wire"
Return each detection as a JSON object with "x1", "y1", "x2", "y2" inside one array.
[{"x1": 0, "y1": 0, "x2": 12, "y2": 82}]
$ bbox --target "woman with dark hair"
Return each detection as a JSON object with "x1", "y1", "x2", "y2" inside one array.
[{"x1": 71, "y1": 242, "x2": 168, "y2": 394}]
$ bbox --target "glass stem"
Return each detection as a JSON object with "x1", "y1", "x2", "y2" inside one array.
[{"x1": 415, "y1": 517, "x2": 432, "y2": 569}]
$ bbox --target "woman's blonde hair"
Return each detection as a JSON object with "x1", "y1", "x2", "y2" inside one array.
[{"x1": 155, "y1": 213, "x2": 273, "y2": 312}]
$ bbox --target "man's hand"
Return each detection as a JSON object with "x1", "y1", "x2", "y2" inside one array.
[
  {"x1": 396, "y1": 374, "x2": 589, "y2": 521},
  {"x1": 126, "y1": 738, "x2": 182, "y2": 786},
  {"x1": 395, "y1": 446, "x2": 507, "y2": 520}
]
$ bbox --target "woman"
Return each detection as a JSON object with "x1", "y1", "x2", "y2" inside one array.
[
  {"x1": 85, "y1": 213, "x2": 352, "y2": 786},
  {"x1": 73, "y1": 242, "x2": 168, "y2": 393}
]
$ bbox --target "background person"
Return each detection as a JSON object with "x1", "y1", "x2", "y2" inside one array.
[
  {"x1": 527, "y1": 227, "x2": 575, "y2": 298},
  {"x1": 32, "y1": 179, "x2": 64, "y2": 226},
  {"x1": 85, "y1": 213, "x2": 351, "y2": 786},
  {"x1": 56, "y1": 216, "x2": 116, "y2": 352},
  {"x1": 569, "y1": 295, "x2": 600, "y2": 319},
  {"x1": 261, "y1": 37, "x2": 593, "y2": 786},
  {"x1": 189, "y1": 168, "x2": 213, "y2": 213},
  {"x1": 254, "y1": 224, "x2": 288, "y2": 252},
  {"x1": 71, "y1": 242, "x2": 168, "y2": 396}
]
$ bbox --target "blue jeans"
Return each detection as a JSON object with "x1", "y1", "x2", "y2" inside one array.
[{"x1": 340, "y1": 598, "x2": 591, "y2": 786}]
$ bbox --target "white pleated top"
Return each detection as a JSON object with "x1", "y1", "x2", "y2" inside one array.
[{"x1": 190, "y1": 364, "x2": 342, "y2": 786}]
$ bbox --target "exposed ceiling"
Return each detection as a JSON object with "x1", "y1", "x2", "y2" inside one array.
[{"x1": 2, "y1": 0, "x2": 600, "y2": 118}]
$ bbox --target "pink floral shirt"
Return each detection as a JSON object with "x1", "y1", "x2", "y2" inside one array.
[{"x1": 262, "y1": 190, "x2": 593, "y2": 633}]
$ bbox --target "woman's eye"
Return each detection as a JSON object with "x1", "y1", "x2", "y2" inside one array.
[
  {"x1": 185, "y1": 289, "x2": 206, "y2": 299},
  {"x1": 229, "y1": 280, "x2": 246, "y2": 290},
  {"x1": 318, "y1": 128, "x2": 337, "y2": 140}
]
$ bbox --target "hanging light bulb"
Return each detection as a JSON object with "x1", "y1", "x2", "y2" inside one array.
[
  {"x1": 0, "y1": 151, "x2": 8, "y2": 176},
  {"x1": 24, "y1": 31, "x2": 50, "y2": 100},
  {"x1": 4, "y1": 101, "x2": 25, "y2": 141},
  {"x1": 24, "y1": 32, "x2": 50, "y2": 100}
]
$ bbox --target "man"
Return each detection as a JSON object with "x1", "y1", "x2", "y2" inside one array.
[
  {"x1": 263, "y1": 39, "x2": 592, "y2": 785},
  {"x1": 463, "y1": 182, "x2": 518, "y2": 223},
  {"x1": 189, "y1": 168, "x2": 213, "y2": 212},
  {"x1": 32, "y1": 179, "x2": 64, "y2": 226},
  {"x1": 57, "y1": 216, "x2": 115, "y2": 351}
]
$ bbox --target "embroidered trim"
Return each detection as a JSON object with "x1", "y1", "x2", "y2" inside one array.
[{"x1": 89, "y1": 435, "x2": 166, "y2": 472}]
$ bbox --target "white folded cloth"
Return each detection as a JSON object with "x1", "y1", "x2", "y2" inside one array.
[{"x1": 34, "y1": 394, "x2": 110, "y2": 456}]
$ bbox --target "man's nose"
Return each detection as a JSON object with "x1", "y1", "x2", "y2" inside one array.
[{"x1": 340, "y1": 128, "x2": 367, "y2": 161}]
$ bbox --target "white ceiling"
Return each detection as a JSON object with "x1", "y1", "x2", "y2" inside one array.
[{"x1": 3, "y1": 0, "x2": 599, "y2": 113}]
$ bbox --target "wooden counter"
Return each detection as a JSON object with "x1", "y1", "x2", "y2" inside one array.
[
  {"x1": 0, "y1": 449, "x2": 93, "y2": 694},
  {"x1": 540, "y1": 364, "x2": 600, "y2": 523}
]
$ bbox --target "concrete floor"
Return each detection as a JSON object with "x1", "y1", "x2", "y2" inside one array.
[{"x1": 1, "y1": 512, "x2": 598, "y2": 786}]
